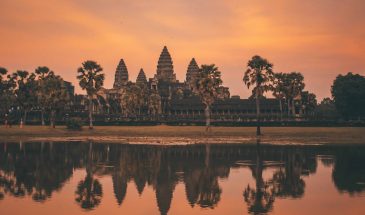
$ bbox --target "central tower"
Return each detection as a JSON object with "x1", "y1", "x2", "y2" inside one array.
[{"x1": 156, "y1": 46, "x2": 176, "y2": 82}]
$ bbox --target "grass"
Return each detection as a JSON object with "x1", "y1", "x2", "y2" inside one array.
[{"x1": 0, "y1": 125, "x2": 364, "y2": 144}]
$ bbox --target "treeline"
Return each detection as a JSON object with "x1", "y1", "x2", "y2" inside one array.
[
  {"x1": 0, "y1": 67, "x2": 70, "y2": 127},
  {"x1": 1, "y1": 56, "x2": 365, "y2": 130}
]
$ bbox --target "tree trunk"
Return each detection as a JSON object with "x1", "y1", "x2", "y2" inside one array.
[
  {"x1": 41, "y1": 109, "x2": 45, "y2": 126},
  {"x1": 287, "y1": 99, "x2": 291, "y2": 117},
  {"x1": 205, "y1": 105, "x2": 211, "y2": 132},
  {"x1": 50, "y1": 110, "x2": 56, "y2": 128},
  {"x1": 255, "y1": 87, "x2": 261, "y2": 136},
  {"x1": 279, "y1": 99, "x2": 283, "y2": 122},
  {"x1": 23, "y1": 110, "x2": 27, "y2": 126},
  {"x1": 292, "y1": 99, "x2": 296, "y2": 117},
  {"x1": 88, "y1": 95, "x2": 93, "y2": 129}
]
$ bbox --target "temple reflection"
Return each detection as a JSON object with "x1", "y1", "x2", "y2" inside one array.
[{"x1": 0, "y1": 142, "x2": 365, "y2": 214}]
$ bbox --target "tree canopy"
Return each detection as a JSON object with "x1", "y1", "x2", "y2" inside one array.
[{"x1": 331, "y1": 72, "x2": 365, "y2": 119}]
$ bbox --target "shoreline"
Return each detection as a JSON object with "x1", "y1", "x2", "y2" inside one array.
[{"x1": 0, "y1": 125, "x2": 365, "y2": 145}]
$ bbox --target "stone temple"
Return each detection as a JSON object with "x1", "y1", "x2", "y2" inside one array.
[
  {"x1": 113, "y1": 59, "x2": 129, "y2": 88},
  {"x1": 96, "y1": 46, "x2": 284, "y2": 121}
]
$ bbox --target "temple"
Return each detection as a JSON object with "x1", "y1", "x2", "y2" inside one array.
[{"x1": 78, "y1": 46, "x2": 301, "y2": 121}]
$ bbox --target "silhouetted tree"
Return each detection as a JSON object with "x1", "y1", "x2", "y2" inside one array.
[
  {"x1": 12, "y1": 70, "x2": 38, "y2": 126},
  {"x1": 35, "y1": 66, "x2": 53, "y2": 126},
  {"x1": 314, "y1": 98, "x2": 339, "y2": 119},
  {"x1": 0, "y1": 68, "x2": 16, "y2": 126},
  {"x1": 273, "y1": 73, "x2": 286, "y2": 120},
  {"x1": 331, "y1": 72, "x2": 365, "y2": 119},
  {"x1": 243, "y1": 56, "x2": 274, "y2": 135},
  {"x1": 195, "y1": 64, "x2": 223, "y2": 132},
  {"x1": 77, "y1": 61, "x2": 105, "y2": 129},
  {"x1": 42, "y1": 73, "x2": 70, "y2": 127}
]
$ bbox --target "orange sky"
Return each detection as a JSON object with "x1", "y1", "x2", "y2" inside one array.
[{"x1": 1, "y1": 0, "x2": 365, "y2": 100}]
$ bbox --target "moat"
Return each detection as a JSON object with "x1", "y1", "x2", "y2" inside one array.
[{"x1": 0, "y1": 141, "x2": 364, "y2": 215}]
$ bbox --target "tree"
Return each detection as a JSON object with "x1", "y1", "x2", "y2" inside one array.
[
  {"x1": 285, "y1": 72, "x2": 305, "y2": 117},
  {"x1": 273, "y1": 73, "x2": 286, "y2": 121},
  {"x1": 120, "y1": 82, "x2": 144, "y2": 117},
  {"x1": 35, "y1": 66, "x2": 53, "y2": 126},
  {"x1": 331, "y1": 72, "x2": 365, "y2": 119},
  {"x1": 0, "y1": 68, "x2": 16, "y2": 126},
  {"x1": 43, "y1": 73, "x2": 69, "y2": 128},
  {"x1": 148, "y1": 91, "x2": 162, "y2": 118},
  {"x1": 314, "y1": 98, "x2": 339, "y2": 119},
  {"x1": 243, "y1": 56, "x2": 274, "y2": 136},
  {"x1": 300, "y1": 91, "x2": 317, "y2": 116},
  {"x1": 12, "y1": 71, "x2": 38, "y2": 126},
  {"x1": 195, "y1": 64, "x2": 223, "y2": 132},
  {"x1": 77, "y1": 61, "x2": 105, "y2": 129}
]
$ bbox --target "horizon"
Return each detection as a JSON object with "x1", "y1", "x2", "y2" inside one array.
[{"x1": 1, "y1": 0, "x2": 365, "y2": 100}]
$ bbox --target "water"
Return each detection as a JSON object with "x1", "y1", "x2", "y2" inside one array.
[{"x1": 0, "y1": 141, "x2": 364, "y2": 215}]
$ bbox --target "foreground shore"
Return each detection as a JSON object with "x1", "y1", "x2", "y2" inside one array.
[{"x1": 0, "y1": 125, "x2": 364, "y2": 145}]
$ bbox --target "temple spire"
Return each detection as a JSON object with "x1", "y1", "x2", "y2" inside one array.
[
  {"x1": 136, "y1": 68, "x2": 148, "y2": 86},
  {"x1": 113, "y1": 59, "x2": 128, "y2": 88},
  {"x1": 186, "y1": 58, "x2": 199, "y2": 83},
  {"x1": 156, "y1": 46, "x2": 176, "y2": 82}
]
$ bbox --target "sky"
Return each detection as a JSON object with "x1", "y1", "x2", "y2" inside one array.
[{"x1": 1, "y1": 0, "x2": 365, "y2": 100}]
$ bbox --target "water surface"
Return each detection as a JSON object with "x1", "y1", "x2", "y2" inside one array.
[{"x1": 0, "y1": 141, "x2": 364, "y2": 215}]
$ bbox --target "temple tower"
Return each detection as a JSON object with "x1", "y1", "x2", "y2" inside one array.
[
  {"x1": 156, "y1": 46, "x2": 176, "y2": 82},
  {"x1": 186, "y1": 58, "x2": 199, "y2": 84},
  {"x1": 113, "y1": 59, "x2": 129, "y2": 88},
  {"x1": 136, "y1": 68, "x2": 148, "y2": 86}
]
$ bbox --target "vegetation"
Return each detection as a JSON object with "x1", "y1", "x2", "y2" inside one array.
[
  {"x1": 77, "y1": 61, "x2": 105, "y2": 129},
  {"x1": 66, "y1": 118, "x2": 83, "y2": 130},
  {"x1": 35, "y1": 66, "x2": 53, "y2": 126},
  {"x1": 331, "y1": 72, "x2": 365, "y2": 119},
  {"x1": 194, "y1": 64, "x2": 223, "y2": 132},
  {"x1": 0, "y1": 58, "x2": 364, "y2": 130},
  {"x1": 243, "y1": 55, "x2": 274, "y2": 135}
]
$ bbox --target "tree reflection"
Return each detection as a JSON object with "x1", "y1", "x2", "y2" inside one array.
[
  {"x1": 243, "y1": 140, "x2": 275, "y2": 214},
  {"x1": 75, "y1": 173, "x2": 103, "y2": 209},
  {"x1": 0, "y1": 141, "x2": 365, "y2": 214},
  {"x1": 270, "y1": 151, "x2": 306, "y2": 198},
  {"x1": 75, "y1": 142, "x2": 103, "y2": 210},
  {"x1": 332, "y1": 147, "x2": 365, "y2": 194}
]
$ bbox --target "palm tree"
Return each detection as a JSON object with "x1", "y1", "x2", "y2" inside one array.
[
  {"x1": 195, "y1": 64, "x2": 223, "y2": 132},
  {"x1": 35, "y1": 66, "x2": 53, "y2": 126},
  {"x1": 243, "y1": 56, "x2": 274, "y2": 136},
  {"x1": 77, "y1": 61, "x2": 104, "y2": 129}
]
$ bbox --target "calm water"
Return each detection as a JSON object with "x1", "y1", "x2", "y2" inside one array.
[{"x1": 0, "y1": 142, "x2": 364, "y2": 215}]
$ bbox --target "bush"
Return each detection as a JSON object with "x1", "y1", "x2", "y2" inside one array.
[{"x1": 66, "y1": 118, "x2": 83, "y2": 130}]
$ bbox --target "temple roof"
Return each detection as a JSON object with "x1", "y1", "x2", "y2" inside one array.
[
  {"x1": 186, "y1": 58, "x2": 199, "y2": 82},
  {"x1": 113, "y1": 59, "x2": 129, "y2": 89},
  {"x1": 136, "y1": 68, "x2": 147, "y2": 86},
  {"x1": 156, "y1": 46, "x2": 176, "y2": 82}
]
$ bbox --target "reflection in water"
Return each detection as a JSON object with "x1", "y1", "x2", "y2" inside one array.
[{"x1": 0, "y1": 141, "x2": 365, "y2": 214}]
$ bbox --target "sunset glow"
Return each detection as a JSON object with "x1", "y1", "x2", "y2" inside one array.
[{"x1": 1, "y1": 0, "x2": 364, "y2": 99}]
